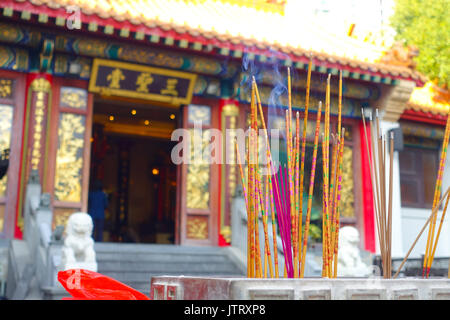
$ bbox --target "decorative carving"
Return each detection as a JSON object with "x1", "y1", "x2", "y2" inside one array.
[
  {"x1": 221, "y1": 103, "x2": 239, "y2": 244},
  {"x1": 0, "y1": 79, "x2": 12, "y2": 98},
  {"x1": 60, "y1": 212, "x2": 97, "y2": 272},
  {"x1": 340, "y1": 146, "x2": 355, "y2": 218},
  {"x1": 0, "y1": 104, "x2": 13, "y2": 197},
  {"x1": 28, "y1": 169, "x2": 40, "y2": 185},
  {"x1": 186, "y1": 129, "x2": 210, "y2": 209},
  {"x1": 378, "y1": 80, "x2": 416, "y2": 122},
  {"x1": 40, "y1": 38, "x2": 54, "y2": 71},
  {"x1": 119, "y1": 47, "x2": 184, "y2": 70},
  {"x1": 54, "y1": 113, "x2": 86, "y2": 202},
  {"x1": 38, "y1": 193, "x2": 51, "y2": 210},
  {"x1": 0, "y1": 23, "x2": 24, "y2": 43},
  {"x1": 186, "y1": 216, "x2": 208, "y2": 240},
  {"x1": 51, "y1": 225, "x2": 65, "y2": 243},
  {"x1": 337, "y1": 226, "x2": 372, "y2": 277},
  {"x1": 60, "y1": 87, "x2": 87, "y2": 109},
  {"x1": 188, "y1": 105, "x2": 211, "y2": 125},
  {"x1": 30, "y1": 78, "x2": 51, "y2": 92},
  {"x1": 53, "y1": 208, "x2": 76, "y2": 230},
  {"x1": 379, "y1": 42, "x2": 418, "y2": 69}
]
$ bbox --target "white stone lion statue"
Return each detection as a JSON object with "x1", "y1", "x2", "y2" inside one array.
[
  {"x1": 337, "y1": 226, "x2": 371, "y2": 277},
  {"x1": 60, "y1": 212, "x2": 97, "y2": 272}
]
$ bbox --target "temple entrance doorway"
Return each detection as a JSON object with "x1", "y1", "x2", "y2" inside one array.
[{"x1": 89, "y1": 97, "x2": 178, "y2": 244}]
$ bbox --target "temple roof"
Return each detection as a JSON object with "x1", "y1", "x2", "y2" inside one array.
[
  {"x1": 1, "y1": 0, "x2": 427, "y2": 85},
  {"x1": 407, "y1": 82, "x2": 450, "y2": 116}
]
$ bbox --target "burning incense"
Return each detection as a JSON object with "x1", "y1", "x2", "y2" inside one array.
[
  {"x1": 322, "y1": 74, "x2": 332, "y2": 277},
  {"x1": 255, "y1": 168, "x2": 273, "y2": 278},
  {"x1": 298, "y1": 57, "x2": 312, "y2": 275},
  {"x1": 321, "y1": 133, "x2": 331, "y2": 277},
  {"x1": 338, "y1": 70, "x2": 342, "y2": 138},
  {"x1": 424, "y1": 109, "x2": 450, "y2": 277},
  {"x1": 294, "y1": 114, "x2": 301, "y2": 277},
  {"x1": 329, "y1": 134, "x2": 340, "y2": 276},
  {"x1": 300, "y1": 101, "x2": 322, "y2": 278},
  {"x1": 428, "y1": 188, "x2": 450, "y2": 274},
  {"x1": 285, "y1": 109, "x2": 297, "y2": 277},
  {"x1": 332, "y1": 129, "x2": 345, "y2": 277},
  {"x1": 253, "y1": 77, "x2": 285, "y2": 277},
  {"x1": 235, "y1": 141, "x2": 248, "y2": 210}
]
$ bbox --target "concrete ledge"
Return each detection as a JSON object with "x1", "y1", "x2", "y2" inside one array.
[{"x1": 150, "y1": 276, "x2": 450, "y2": 300}]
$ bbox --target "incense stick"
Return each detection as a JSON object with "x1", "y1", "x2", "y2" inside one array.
[
  {"x1": 333, "y1": 129, "x2": 345, "y2": 277},
  {"x1": 424, "y1": 109, "x2": 450, "y2": 277},
  {"x1": 300, "y1": 101, "x2": 322, "y2": 278},
  {"x1": 298, "y1": 56, "x2": 312, "y2": 276},
  {"x1": 393, "y1": 187, "x2": 450, "y2": 278}
]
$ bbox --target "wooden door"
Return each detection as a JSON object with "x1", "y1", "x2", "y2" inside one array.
[
  {"x1": 178, "y1": 99, "x2": 219, "y2": 245},
  {"x1": 0, "y1": 70, "x2": 26, "y2": 239},
  {"x1": 46, "y1": 77, "x2": 93, "y2": 229}
]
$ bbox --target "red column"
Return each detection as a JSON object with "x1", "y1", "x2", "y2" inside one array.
[
  {"x1": 218, "y1": 98, "x2": 239, "y2": 246},
  {"x1": 14, "y1": 72, "x2": 53, "y2": 239},
  {"x1": 359, "y1": 121, "x2": 376, "y2": 253}
]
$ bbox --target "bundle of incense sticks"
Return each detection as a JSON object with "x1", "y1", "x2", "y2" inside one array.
[
  {"x1": 236, "y1": 63, "x2": 346, "y2": 279},
  {"x1": 422, "y1": 109, "x2": 450, "y2": 278},
  {"x1": 320, "y1": 73, "x2": 345, "y2": 278},
  {"x1": 361, "y1": 109, "x2": 395, "y2": 278}
]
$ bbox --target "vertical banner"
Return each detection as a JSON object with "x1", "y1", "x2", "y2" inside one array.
[
  {"x1": 219, "y1": 99, "x2": 239, "y2": 246},
  {"x1": 15, "y1": 74, "x2": 52, "y2": 238}
]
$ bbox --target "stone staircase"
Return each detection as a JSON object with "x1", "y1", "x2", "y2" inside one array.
[{"x1": 94, "y1": 243, "x2": 245, "y2": 296}]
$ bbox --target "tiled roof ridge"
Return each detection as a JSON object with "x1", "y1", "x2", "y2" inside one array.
[{"x1": 5, "y1": 0, "x2": 427, "y2": 84}]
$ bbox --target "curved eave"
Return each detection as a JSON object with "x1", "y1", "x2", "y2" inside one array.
[{"x1": 0, "y1": 0, "x2": 426, "y2": 86}]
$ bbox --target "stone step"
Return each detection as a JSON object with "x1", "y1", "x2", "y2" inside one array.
[
  {"x1": 98, "y1": 260, "x2": 239, "y2": 272},
  {"x1": 94, "y1": 243, "x2": 222, "y2": 255},
  {"x1": 99, "y1": 271, "x2": 243, "y2": 284},
  {"x1": 95, "y1": 252, "x2": 231, "y2": 263}
]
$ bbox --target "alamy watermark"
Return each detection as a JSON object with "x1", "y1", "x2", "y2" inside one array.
[
  {"x1": 66, "y1": 5, "x2": 81, "y2": 30},
  {"x1": 170, "y1": 121, "x2": 280, "y2": 175}
]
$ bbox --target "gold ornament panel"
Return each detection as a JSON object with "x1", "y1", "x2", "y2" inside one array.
[
  {"x1": 188, "y1": 105, "x2": 211, "y2": 126},
  {"x1": 0, "y1": 79, "x2": 13, "y2": 99},
  {"x1": 54, "y1": 113, "x2": 86, "y2": 202},
  {"x1": 186, "y1": 128, "x2": 211, "y2": 210},
  {"x1": 0, "y1": 204, "x2": 5, "y2": 233},
  {"x1": 60, "y1": 87, "x2": 87, "y2": 110},
  {"x1": 0, "y1": 105, "x2": 13, "y2": 197},
  {"x1": 52, "y1": 207, "x2": 78, "y2": 231},
  {"x1": 186, "y1": 215, "x2": 208, "y2": 240},
  {"x1": 340, "y1": 146, "x2": 355, "y2": 218}
]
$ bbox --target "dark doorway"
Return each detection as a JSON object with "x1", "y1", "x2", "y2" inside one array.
[{"x1": 89, "y1": 99, "x2": 178, "y2": 243}]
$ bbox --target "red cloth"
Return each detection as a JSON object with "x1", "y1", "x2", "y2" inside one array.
[{"x1": 58, "y1": 269, "x2": 150, "y2": 300}]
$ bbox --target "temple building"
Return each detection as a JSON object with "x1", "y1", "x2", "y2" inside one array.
[{"x1": 0, "y1": 0, "x2": 446, "y2": 266}]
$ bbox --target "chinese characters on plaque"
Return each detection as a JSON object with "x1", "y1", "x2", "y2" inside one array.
[{"x1": 89, "y1": 59, "x2": 196, "y2": 105}]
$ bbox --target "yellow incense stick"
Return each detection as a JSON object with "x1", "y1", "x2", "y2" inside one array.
[
  {"x1": 298, "y1": 56, "x2": 312, "y2": 274},
  {"x1": 424, "y1": 110, "x2": 450, "y2": 277},
  {"x1": 300, "y1": 101, "x2": 322, "y2": 277},
  {"x1": 393, "y1": 187, "x2": 450, "y2": 278}
]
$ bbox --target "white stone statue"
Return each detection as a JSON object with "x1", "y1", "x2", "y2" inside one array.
[
  {"x1": 337, "y1": 226, "x2": 371, "y2": 277},
  {"x1": 60, "y1": 212, "x2": 97, "y2": 272}
]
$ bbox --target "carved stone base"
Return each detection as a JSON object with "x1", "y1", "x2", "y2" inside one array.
[{"x1": 62, "y1": 262, "x2": 98, "y2": 273}]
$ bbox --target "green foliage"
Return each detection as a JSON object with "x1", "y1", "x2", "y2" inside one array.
[
  {"x1": 302, "y1": 223, "x2": 322, "y2": 242},
  {"x1": 390, "y1": 0, "x2": 450, "y2": 88}
]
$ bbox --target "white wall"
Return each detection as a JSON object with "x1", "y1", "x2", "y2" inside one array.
[{"x1": 400, "y1": 147, "x2": 450, "y2": 258}]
